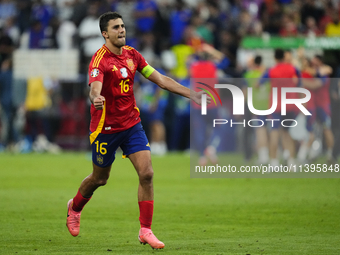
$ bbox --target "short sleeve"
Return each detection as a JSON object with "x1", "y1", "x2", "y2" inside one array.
[
  {"x1": 88, "y1": 54, "x2": 105, "y2": 86},
  {"x1": 134, "y1": 49, "x2": 155, "y2": 78},
  {"x1": 135, "y1": 49, "x2": 149, "y2": 73}
]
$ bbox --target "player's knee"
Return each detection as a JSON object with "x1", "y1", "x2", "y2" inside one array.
[
  {"x1": 95, "y1": 178, "x2": 108, "y2": 187},
  {"x1": 139, "y1": 167, "x2": 154, "y2": 183}
]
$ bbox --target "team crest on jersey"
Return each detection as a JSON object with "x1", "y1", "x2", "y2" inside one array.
[
  {"x1": 97, "y1": 155, "x2": 103, "y2": 165},
  {"x1": 91, "y1": 68, "x2": 99, "y2": 77},
  {"x1": 126, "y1": 58, "x2": 135, "y2": 71},
  {"x1": 120, "y1": 67, "x2": 128, "y2": 78}
]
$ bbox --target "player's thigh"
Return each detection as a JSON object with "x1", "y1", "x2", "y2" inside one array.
[
  {"x1": 128, "y1": 150, "x2": 153, "y2": 177},
  {"x1": 92, "y1": 162, "x2": 112, "y2": 181},
  {"x1": 119, "y1": 123, "x2": 152, "y2": 176}
]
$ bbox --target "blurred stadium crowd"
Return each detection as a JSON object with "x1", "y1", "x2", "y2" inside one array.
[{"x1": 0, "y1": 0, "x2": 339, "y2": 162}]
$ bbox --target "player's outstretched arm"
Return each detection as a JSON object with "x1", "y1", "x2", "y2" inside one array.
[
  {"x1": 89, "y1": 81, "x2": 105, "y2": 110},
  {"x1": 147, "y1": 69, "x2": 210, "y2": 105}
]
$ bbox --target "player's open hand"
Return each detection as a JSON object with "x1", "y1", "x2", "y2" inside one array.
[
  {"x1": 191, "y1": 90, "x2": 211, "y2": 105},
  {"x1": 93, "y1": 96, "x2": 105, "y2": 110}
]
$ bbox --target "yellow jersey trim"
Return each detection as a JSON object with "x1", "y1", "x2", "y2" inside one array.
[
  {"x1": 103, "y1": 45, "x2": 112, "y2": 53},
  {"x1": 141, "y1": 65, "x2": 155, "y2": 79},
  {"x1": 93, "y1": 48, "x2": 104, "y2": 67},
  {"x1": 89, "y1": 101, "x2": 106, "y2": 144},
  {"x1": 93, "y1": 48, "x2": 106, "y2": 68}
]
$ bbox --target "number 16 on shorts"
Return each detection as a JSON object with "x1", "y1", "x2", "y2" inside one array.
[{"x1": 95, "y1": 141, "x2": 107, "y2": 155}]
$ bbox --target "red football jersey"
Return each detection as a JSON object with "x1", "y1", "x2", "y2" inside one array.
[
  {"x1": 88, "y1": 45, "x2": 149, "y2": 134},
  {"x1": 265, "y1": 63, "x2": 300, "y2": 113}
]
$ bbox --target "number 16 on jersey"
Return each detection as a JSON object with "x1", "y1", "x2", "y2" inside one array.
[{"x1": 119, "y1": 79, "x2": 130, "y2": 94}]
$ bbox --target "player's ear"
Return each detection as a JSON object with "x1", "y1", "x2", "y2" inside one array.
[{"x1": 102, "y1": 31, "x2": 108, "y2": 39}]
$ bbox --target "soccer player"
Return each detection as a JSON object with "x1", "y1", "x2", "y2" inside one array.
[
  {"x1": 297, "y1": 56, "x2": 334, "y2": 162},
  {"x1": 259, "y1": 49, "x2": 301, "y2": 167},
  {"x1": 311, "y1": 55, "x2": 334, "y2": 162},
  {"x1": 66, "y1": 12, "x2": 206, "y2": 250},
  {"x1": 297, "y1": 57, "x2": 318, "y2": 162},
  {"x1": 244, "y1": 55, "x2": 270, "y2": 164}
]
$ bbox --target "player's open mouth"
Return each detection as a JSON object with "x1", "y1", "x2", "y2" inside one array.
[{"x1": 118, "y1": 35, "x2": 125, "y2": 39}]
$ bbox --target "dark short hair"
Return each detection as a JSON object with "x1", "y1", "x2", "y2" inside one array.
[
  {"x1": 254, "y1": 55, "x2": 262, "y2": 65},
  {"x1": 314, "y1": 54, "x2": 324, "y2": 63},
  {"x1": 274, "y1": 48, "x2": 284, "y2": 61},
  {"x1": 99, "y1": 12, "x2": 123, "y2": 32}
]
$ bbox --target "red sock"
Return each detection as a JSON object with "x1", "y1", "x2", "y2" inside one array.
[
  {"x1": 138, "y1": 200, "x2": 154, "y2": 229},
  {"x1": 72, "y1": 190, "x2": 91, "y2": 212}
]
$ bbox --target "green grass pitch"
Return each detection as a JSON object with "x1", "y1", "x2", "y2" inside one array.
[{"x1": 0, "y1": 152, "x2": 339, "y2": 254}]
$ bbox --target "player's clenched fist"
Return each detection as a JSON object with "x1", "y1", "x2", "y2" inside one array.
[{"x1": 93, "y1": 96, "x2": 105, "y2": 110}]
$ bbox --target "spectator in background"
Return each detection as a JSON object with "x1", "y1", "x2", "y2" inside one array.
[
  {"x1": 56, "y1": 0, "x2": 76, "y2": 21},
  {"x1": 218, "y1": 30, "x2": 238, "y2": 76},
  {"x1": 107, "y1": 0, "x2": 118, "y2": 11},
  {"x1": 134, "y1": 0, "x2": 158, "y2": 34},
  {"x1": 325, "y1": 11, "x2": 340, "y2": 36},
  {"x1": 279, "y1": 14, "x2": 298, "y2": 36},
  {"x1": 70, "y1": 0, "x2": 87, "y2": 27},
  {"x1": 206, "y1": 1, "x2": 223, "y2": 49},
  {"x1": 319, "y1": 1, "x2": 334, "y2": 33},
  {"x1": 300, "y1": 0, "x2": 323, "y2": 27},
  {"x1": 2, "y1": 17, "x2": 20, "y2": 46},
  {"x1": 170, "y1": 25, "x2": 195, "y2": 80},
  {"x1": 237, "y1": 9, "x2": 258, "y2": 37},
  {"x1": 170, "y1": 0, "x2": 192, "y2": 45},
  {"x1": 31, "y1": 0, "x2": 54, "y2": 30},
  {"x1": 152, "y1": 0, "x2": 171, "y2": 53},
  {"x1": 191, "y1": 12, "x2": 214, "y2": 45},
  {"x1": 242, "y1": 0, "x2": 263, "y2": 19},
  {"x1": 56, "y1": 18, "x2": 77, "y2": 50},
  {"x1": 24, "y1": 76, "x2": 61, "y2": 153},
  {"x1": 78, "y1": 2, "x2": 103, "y2": 72},
  {"x1": 303, "y1": 16, "x2": 321, "y2": 37},
  {"x1": 0, "y1": 0, "x2": 17, "y2": 22},
  {"x1": 260, "y1": 0, "x2": 283, "y2": 34},
  {"x1": 24, "y1": 0, "x2": 57, "y2": 49},
  {"x1": 139, "y1": 32, "x2": 157, "y2": 64},
  {"x1": 16, "y1": 0, "x2": 32, "y2": 35},
  {"x1": 228, "y1": 0, "x2": 243, "y2": 25},
  {"x1": 28, "y1": 20, "x2": 45, "y2": 49},
  {"x1": 0, "y1": 26, "x2": 14, "y2": 149}
]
